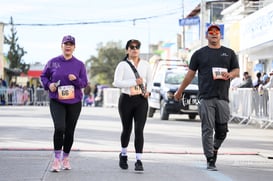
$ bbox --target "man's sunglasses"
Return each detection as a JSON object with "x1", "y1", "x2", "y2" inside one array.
[
  {"x1": 129, "y1": 45, "x2": 140, "y2": 50},
  {"x1": 208, "y1": 30, "x2": 220, "y2": 35}
]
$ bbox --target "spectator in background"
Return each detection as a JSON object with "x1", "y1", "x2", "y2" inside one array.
[
  {"x1": 93, "y1": 83, "x2": 101, "y2": 107},
  {"x1": 85, "y1": 94, "x2": 94, "y2": 106},
  {"x1": 253, "y1": 72, "x2": 263, "y2": 88},
  {"x1": 0, "y1": 78, "x2": 7, "y2": 87},
  {"x1": 93, "y1": 83, "x2": 99, "y2": 99},
  {"x1": 238, "y1": 72, "x2": 253, "y2": 88},
  {"x1": 263, "y1": 71, "x2": 273, "y2": 88},
  {"x1": 0, "y1": 78, "x2": 7, "y2": 105},
  {"x1": 26, "y1": 81, "x2": 34, "y2": 105},
  {"x1": 22, "y1": 86, "x2": 29, "y2": 105},
  {"x1": 262, "y1": 72, "x2": 270, "y2": 85},
  {"x1": 83, "y1": 82, "x2": 92, "y2": 106}
]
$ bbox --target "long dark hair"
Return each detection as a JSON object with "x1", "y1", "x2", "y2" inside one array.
[{"x1": 123, "y1": 54, "x2": 129, "y2": 61}]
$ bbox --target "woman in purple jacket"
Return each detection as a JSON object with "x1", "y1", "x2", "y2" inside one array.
[{"x1": 40, "y1": 35, "x2": 88, "y2": 172}]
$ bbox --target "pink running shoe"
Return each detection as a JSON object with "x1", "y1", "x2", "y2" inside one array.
[
  {"x1": 62, "y1": 157, "x2": 71, "y2": 170},
  {"x1": 51, "y1": 158, "x2": 61, "y2": 172}
]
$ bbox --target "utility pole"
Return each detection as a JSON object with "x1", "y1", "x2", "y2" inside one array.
[
  {"x1": 178, "y1": 0, "x2": 186, "y2": 61},
  {"x1": 182, "y1": 0, "x2": 185, "y2": 49},
  {"x1": 0, "y1": 22, "x2": 4, "y2": 78},
  {"x1": 200, "y1": 0, "x2": 206, "y2": 46}
]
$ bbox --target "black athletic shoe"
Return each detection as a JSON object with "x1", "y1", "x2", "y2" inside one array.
[
  {"x1": 207, "y1": 158, "x2": 217, "y2": 171},
  {"x1": 135, "y1": 160, "x2": 144, "y2": 171},
  {"x1": 119, "y1": 153, "x2": 128, "y2": 169}
]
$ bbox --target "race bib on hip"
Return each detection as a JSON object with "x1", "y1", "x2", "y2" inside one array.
[
  {"x1": 129, "y1": 85, "x2": 142, "y2": 96},
  {"x1": 58, "y1": 85, "x2": 75, "y2": 100},
  {"x1": 212, "y1": 67, "x2": 228, "y2": 80}
]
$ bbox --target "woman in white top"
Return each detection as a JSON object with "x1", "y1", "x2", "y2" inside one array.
[
  {"x1": 263, "y1": 72, "x2": 273, "y2": 88},
  {"x1": 113, "y1": 39, "x2": 152, "y2": 171}
]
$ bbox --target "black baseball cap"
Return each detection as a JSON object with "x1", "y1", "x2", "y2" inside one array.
[{"x1": 125, "y1": 39, "x2": 141, "y2": 50}]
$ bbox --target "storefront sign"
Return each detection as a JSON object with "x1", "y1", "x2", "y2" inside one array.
[
  {"x1": 240, "y1": 3, "x2": 273, "y2": 50},
  {"x1": 179, "y1": 16, "x2": 200, "y2": 26}
]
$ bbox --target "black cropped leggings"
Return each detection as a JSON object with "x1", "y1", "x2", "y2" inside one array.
[
  {"x1": 49, "y1": 99, "x2": 82, "y2": 153},
  {"x1": 118, "y1": 94, "x2": 148, "y2": 153}
]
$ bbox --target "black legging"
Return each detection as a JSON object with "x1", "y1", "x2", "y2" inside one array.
[
  {"x1": 49, "y1": 99, "x2": 82, "y2": 153},
  {"x1": 118, "y1": 93, "x2": 148, "y2": 153}
]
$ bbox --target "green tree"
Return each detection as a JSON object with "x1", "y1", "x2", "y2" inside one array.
[
  {"x1": 85, "y1": 41, "x2": 125, "y2": 85},
  {"x1": 4, "y1": 17, "x2": 28, "y2": 81}
]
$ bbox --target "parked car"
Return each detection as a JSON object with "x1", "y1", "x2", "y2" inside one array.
[{"x1": 148, "y1": 67, "x2": 199, "y2": 120}]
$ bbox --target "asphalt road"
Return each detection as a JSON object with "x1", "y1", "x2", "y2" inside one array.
[{"x1": 0, "y1": 106, "x2": 272, "y2": 181}]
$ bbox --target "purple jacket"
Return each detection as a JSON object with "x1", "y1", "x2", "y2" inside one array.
[{"x1": 40, "y1": 55, "x2": 88, "y2": 104}]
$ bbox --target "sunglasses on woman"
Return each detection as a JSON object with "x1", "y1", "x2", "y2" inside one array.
[{"x1": 129, "y1": 45, "x2": 140, "y2": 50}]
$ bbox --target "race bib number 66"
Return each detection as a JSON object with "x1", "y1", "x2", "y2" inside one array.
[{"x1": 58, "y1": 85, "x2": 75, "y2": 100}]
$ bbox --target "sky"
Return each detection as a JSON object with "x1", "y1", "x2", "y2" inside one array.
[{"x1": 1, "y1": 0, "x2": 200, "y2": 64}]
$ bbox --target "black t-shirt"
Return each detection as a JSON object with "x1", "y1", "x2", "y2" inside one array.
[{"x1": 189, "y1": 46, "x2": 239, "y2": 101}]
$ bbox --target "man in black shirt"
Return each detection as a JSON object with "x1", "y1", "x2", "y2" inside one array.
[{"x1": 174, "y1": 24, "x2": 240, "y2": 171}]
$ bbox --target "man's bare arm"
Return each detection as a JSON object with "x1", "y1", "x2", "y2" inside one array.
[{"x1": 174, "y1": 69, "x2": 196, "y2": 100}]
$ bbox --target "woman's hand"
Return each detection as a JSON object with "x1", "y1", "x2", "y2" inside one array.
[
  {"x1": 49, "y1": 83, "x2": 57, "y2": 92},
  {"x1": 136, "y1": 77, "x2": 143, "y2": 85},
  {"x1": 143, "y1": 92, "x2": 150, "y2": 99},
  {"x1": 68, "y1": 74, "x2": 77, "y2": 81}
]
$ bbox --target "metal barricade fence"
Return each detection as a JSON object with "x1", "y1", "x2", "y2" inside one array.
[
  {"x1": 0, "y1": 87, "x2": 35, "y2": 105},
  {"x1": 229, "y1": 88, "x2": 273, "y2": 128},
  {"x1": 35, "y1": 88, "x2": 49, "y2": 106},
  {"x1": 229, "y1": 88, "x2": 252, "y2": 124},
  {"x1": 0, "y1": 87, "x2": 49, "y2": 106},
  {"x1": 103, "y1": 88, "x2": 120, "y2": 107},
  {"x1": 265, "y1": 89, "x2": 273, "y2": 128},
  {"x1": 251, "y1": 89, "x2": 268, "y2": 118},
  {"x1": 1, "y1": 85, "x2": 273, "y2": 128},
  {"x1": 0, "y1": 88, "x2": 7, "y2": 105}
]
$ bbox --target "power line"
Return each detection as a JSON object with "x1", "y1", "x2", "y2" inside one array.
[{"x1": 5, "y1": 11, "x2": 180, "y2": 27}]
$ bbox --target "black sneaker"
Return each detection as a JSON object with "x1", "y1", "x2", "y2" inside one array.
[
  {"x1": 119, "y1": 153, "x2": 128, "y2": 169},
  {"x1": 135, "y1": 160, "x2": 144, "y2": 171},
  {"x1": 207, "y1": 158, "x2": 217, "y2": 171}
]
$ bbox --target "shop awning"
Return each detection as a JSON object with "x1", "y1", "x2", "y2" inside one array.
[
  {"x1": 27, "y1": 70, "x2": 42, "y2": 78},
  {"x1": 239, "y1": 40, "x2": 273, "y2": 60}
]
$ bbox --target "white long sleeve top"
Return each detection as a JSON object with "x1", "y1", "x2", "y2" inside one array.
[
  {"x1": 113, "y1": 59, "x2": 153, "y2": 95},
  {"x1": 263, "y1": 75, "x2": 273, "y2": 89}
]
